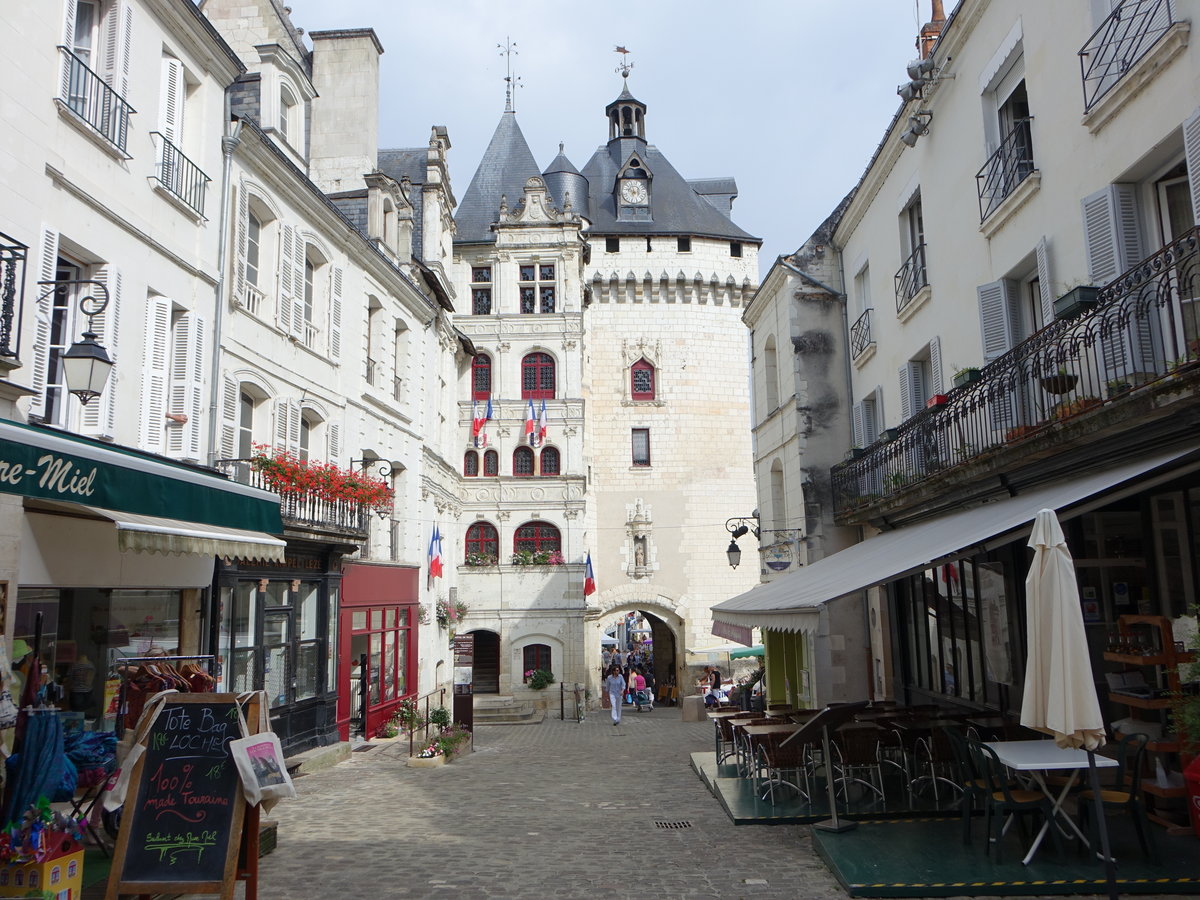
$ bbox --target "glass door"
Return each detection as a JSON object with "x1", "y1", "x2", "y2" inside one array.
[{"x1": 263, "y1": 608, "x2": 294, "y2": 710}]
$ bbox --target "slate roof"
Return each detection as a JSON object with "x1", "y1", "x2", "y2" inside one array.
[
  {"x1": 580, "y1": 143, "x2": 759, "y2": 242},
  {"x1": 453, "y1": 112, "x2": 543, "y2": 246},
  {"x1": 378, "y1": 147, "x2": 428, "y2": 258}
]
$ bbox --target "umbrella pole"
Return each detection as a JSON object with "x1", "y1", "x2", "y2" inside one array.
[{"x1": 1086, "y1": 750, "x2": 1117, "y2": 900}]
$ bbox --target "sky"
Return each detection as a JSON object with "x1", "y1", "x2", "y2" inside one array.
[{"x1": 296, "y1": 0, "x2": 961, "y2": 274}]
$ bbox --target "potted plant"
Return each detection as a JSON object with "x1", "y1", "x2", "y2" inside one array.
[
  {"x1": 524, "y1": 668, "x2": 555, "y2": 690},
  {"x1": 1039, "y1": 369, "x2": 1079, "y2": 395},
  {"x1": 429, "y1": 706, "x2": 451, "y2": 728},
  {"x1": 408, "y1": 742, "x2": 445, "y2": 767},
  {"x1": 1052, "y1": 396, "x2": 1102, "y2": 421},
  {"x1": 952, "y1": 366, "x2": 982, "y2": 389},
  {"x1": 1106, "y1": 378, "x2": 1133, "y2": 396},
  {"x1": 1053, "y1": 284, "x2": 1099, "y2": 320},
  {"x1": 1005, "y1": 423, "x2": 1043, "y2": 443},
  {"x1": 925, "y1": 393, "x2": 949, "y2": 409}
]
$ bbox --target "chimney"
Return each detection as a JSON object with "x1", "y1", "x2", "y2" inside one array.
[
  {"x1": 307, "y1": 29, "x2": 384, "y2": 192},
  {"x1": 919, "y1": 0, "x2": 946, "y2": 60}
]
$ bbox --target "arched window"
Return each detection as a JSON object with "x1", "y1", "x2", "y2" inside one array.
[
  {"x1": 464, "y1": 450, "x2": 479, "y2": 477},
  {"x1": 631, "y1": 358, "x2": 655, "y2": 400},
  {"x1": 514, "y1": 521, "x2": 561, "y2": 555},
  {"x1": 513, "y1": 446, "x2": 535, "y2": 476},
  {"x1": 483, "y1": 449, "x2": 498, "y2": 476},
  {"x1": 521, "y1": 352, "x2": 555, "y2": 399},
  {"x1": 764, "y1": 336, "x2": 780, "y2": 411},
  {"x1": 465, "y1": 522, "x2": 498, "y2": 563},
  {"x1": 522, "y1": 644, "x2": 551, "y2": 680},
  {"x1": 279, "y1": 85, "x2": 297, "y2": 144},
  {"x1": 539, "y1": 446, "x2": 560, "y2": 475},
  {"x1": 472, "y1": 354, "x2": 491, "y2": 400}
]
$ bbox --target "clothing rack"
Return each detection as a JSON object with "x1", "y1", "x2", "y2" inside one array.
[
  {"x1": 112, "y1": 654, "x2": 216, "y2": 738},
  {"x1": 110, "y1": 652, "x2": 216, "y2": 672}
]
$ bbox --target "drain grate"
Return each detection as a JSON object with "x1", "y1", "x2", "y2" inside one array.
[{"x1": 653, "y1": 820, "x2": 692, "y2": 829}]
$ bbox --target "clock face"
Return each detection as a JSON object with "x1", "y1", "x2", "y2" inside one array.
[{"x1": 620, "y1": 179, "x2": 648, "y2": 205}]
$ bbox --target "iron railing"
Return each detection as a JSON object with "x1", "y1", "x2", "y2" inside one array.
[
  {"x1": 850, "y1": 308, "x2": 873, "y2": 358},
  {"x1": 58, "y1": 47, "x2": 134, "y2": 152},
  {"x1": 976, "y1": 118, "x2": 1034, "y2": 221},
  {"x1": 214, "y1": 458, "x2": 371, "y2": 535},
  {"x1": 832, "y1": 228, "x2": 1200, "y2": 514},
  {"x1": 0, "y1": 232, "x2": 28, "y2": 362},
  {"x1": 894, "y1": 243, "x2": 929, "y2": 313},
  {"x1": 1080, "y1": 0, "x2": 1176, "y2": 113},
  {"x1": 150, "y1": 132, "x2": 210, "y2": 216}
]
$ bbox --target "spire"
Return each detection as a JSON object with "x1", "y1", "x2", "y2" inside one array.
[
  {"x1": 498, "y1": 37, "x2": 522, "y2": 112},
  {"x1": 454, "y1": 111, "x2": 542, "y2": 244}
]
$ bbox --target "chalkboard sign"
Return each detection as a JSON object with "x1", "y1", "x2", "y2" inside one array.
[{"x1": 105, "y1": 693, "x2": 257, "y2": 900}]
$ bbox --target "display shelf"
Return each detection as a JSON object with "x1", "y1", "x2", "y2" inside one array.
[
  {"x1": 1103, "y1": 650, "x2": 1194, "y2": 665},
  {"x1": 1107, "y1": 692, "x2": 1172, "y2": 709}
]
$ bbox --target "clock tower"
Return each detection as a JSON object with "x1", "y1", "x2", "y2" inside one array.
[{"x1": 607, "y1": 85, "x2": 652, "y2": 221}]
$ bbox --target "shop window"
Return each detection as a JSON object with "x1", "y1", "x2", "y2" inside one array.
[
  {"x1": 523, "y1": 644, "x2": 552, "y2": 680},
  {"x1": 521, "y1": 352, "x2": 555, "y2": 399},
  {"x1": 483, "y1": 449, "x2": 499, "y2": 476},
  {"x1": 465, "y1": 522, "x2": 498, "y2": 563},
  {"x1": 513, "y1": 445, "x2": 534, "y2": 476},
  {"x1": 464, "y1": 450, "x2": 479, "y2": 477},
  {"x1": 514, "y1": 521, "x2": 561, "y2": 555},
  {"x1": 472, "y1": 353, "x2": 491, "y2": 400},
  {"x1": 540, "y1": 446, "x2": 560, "y2": 475},
  {"x1": 349, "y1": 603, "x2": 412, "y2": 714},
  {"x1": 631, "y1": 359, "x2": 655, "y2": 400}
]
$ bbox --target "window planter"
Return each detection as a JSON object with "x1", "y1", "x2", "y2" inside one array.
[
  {"x1": 952, "y1": 368, "x2": 982, "y2": 389},
  {"x1": 845, "y1": 447, "x2": 865, "y2": 461},
  {"x1": 882, "y1": 427, "x2": 901, "y2": 442},
  {"x1": 1039, "y1": 373, "x2": 1079, "y2": 395},
  {"x1": 1052, "y1": 396, "x2": 1102, "y2": 421},
  {"x1": 1005, "y1": 423, "x2": 1044, "y2": 443},
  {"x1": 1052, "y1": 285, "x2": 1099, "y2": 320},
  {"x1": 925, "y1": 393, "x2": 949, "y2": 409}
]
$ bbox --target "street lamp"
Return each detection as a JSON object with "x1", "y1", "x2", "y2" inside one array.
[
  {"x1": 352, "y1": 457, "x2": 396, "y2": 519},
  {"x1": 40, "y1": 280, "x2": 113, "y2": 405},
  {"x1": 725, "y1": 515, "x2": 759, "y2": 569}
]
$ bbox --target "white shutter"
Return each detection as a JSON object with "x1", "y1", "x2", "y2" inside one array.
[
  {"x1": 233, "y1": 183, "x2": 248, "y2": 304},
  {"x1": 977, "y1": 280, "x2": 1014, "y2": 362},
  {"x1": 59, "y1": 0, "x2": 77, "y2": 100},
  {"x1": 278, "y1": 224, "x2": 295, "y2": 334},
  {"x1": 1082, "y1": 183, "x2": 1142, "y2": 285},
  {"x1": 81, "y1": 266, "x2": 121, "y2": 438},
  {"x1": 139, "y1": 296, "x2": 170, "y2": 451},
  {"x1": 852, "y1": 402, "x2": 864, "y2": 448},
  {"x1": 1035, "y1": 236, "x2": 1054, "y2": 325},
  {"x1": 329, "y1": 266, "x2": 343, "y2": 361},
  {"x1": 185, "y1": 315, "x2": 205, "y2": 460},
  {"x1": 166, "y1": 312, "x2": 205, "y2": 460},
  {"x1": 1185, "y1": 107, "x2": 1200, "y2": 226},
  {"x1": 863, "y1": 395, "x2": 880, "y2": 444},
  {"x1": 288, "y1": 399, "x2": 302, "y2": 451},
  {"x1": 898, "y1": 364, "x2": 912, "y2": 420},
  {"x1": 327, "y1": 422, "x2": 341, "y2": 462},
  {"x1": 291, "y1": 242, "x2": 306, "y2": 340},
  {"x1": 117, "y1": 1, "x2": 133, "y2": 98},
  {"x1": 929, "y1": 336, "x2": 943, "y2": 395},
  {"x1": 29, "y1": 229, "x2": 59, "y2": 420},
  {"x1": 219, "y1": 374, "x2": 239, "y2": 460},
  {"x1": 273, "y1": 398, "x2": 289, "y2": 452},
  {"x1": 159, "y1": 57, "x2": 183, "y2": 144},
  {"x1": 101, "y1": 1, "x2": 120, "y2": 89}
]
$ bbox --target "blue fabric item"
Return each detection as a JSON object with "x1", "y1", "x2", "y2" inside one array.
[
  {"x1": 64, "y1": 730, "x2": 117, "y2": 770},
  {"x1": 2, "y1": 712, "x2": 67, "y2": 824}
]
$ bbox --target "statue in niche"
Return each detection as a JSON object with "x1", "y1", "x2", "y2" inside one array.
[{"x1": 634, "y1": 538, "x2": 647, "y2": 568}]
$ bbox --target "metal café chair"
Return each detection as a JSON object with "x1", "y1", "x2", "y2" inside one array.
[
  {"x1": 753, "y1": 729, "x2": 813, "y2": 805},
  {"x1": 832, "y1": 724, "x2": 886, "y2": 805},
  {"x1": 1077, "y1": 732, "x2": 1157, "y2": 864}
]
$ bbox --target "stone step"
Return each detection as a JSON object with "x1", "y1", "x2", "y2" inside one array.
[{"x1": 471, "y1": 695, "x2": 544, "y2": 726}]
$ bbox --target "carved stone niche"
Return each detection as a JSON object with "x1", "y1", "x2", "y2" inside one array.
[{"x1": 625, "y1": 498, "x2": 654, "y2": 578}]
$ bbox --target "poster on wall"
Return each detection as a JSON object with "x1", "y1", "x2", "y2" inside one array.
[{"x1": 977, "y1": 562, "x2": 1012, "y2": 685}]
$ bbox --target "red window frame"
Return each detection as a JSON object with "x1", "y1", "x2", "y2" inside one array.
[
  {"x1": 513, "y1": 446, "x2": 535, "y2": 476},
  {"x1": 483, "y1": 449, "x2": 499, "y2": 476},
  {"x1": 465, "y1": 522, "x2": 498, "y2": 561},
  {"x1": 514, "y1": 521, "x2": 561, "y2": 554},
  {"x1": 631, "y1": 359, "x2": 655, "y2": 400},
  {"x1": 464, "y1": 450, "x2": 479, "y2": 477},
  {"x1": 521, "y1": 352, "x2": 555, "y2": 399},
  {"x1": 522, "y1": 644, "x2": 552, "y2": 680},
  {"x1": 472, "y1": 354, "x2": 492, "y2": 400},
  {"x1": 539, "y1": 446, "x2": 560, "y2": 476}
]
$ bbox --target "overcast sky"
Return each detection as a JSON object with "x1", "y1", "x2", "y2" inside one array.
[{"x1": 297, "y1": 0, "x2": 960, "y2": 274}]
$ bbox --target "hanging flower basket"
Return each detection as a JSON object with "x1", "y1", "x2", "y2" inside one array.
[
  {"x1": 249, "y1": 444, "x2": 395, "y2": 514},
  {"x1": 1039, "y1": 373, "x2": 1079, "y2": 395}
]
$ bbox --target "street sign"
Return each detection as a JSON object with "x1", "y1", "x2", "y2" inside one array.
[{"x1": 452, "y1": 633, "x2": 474, "y2": 730}]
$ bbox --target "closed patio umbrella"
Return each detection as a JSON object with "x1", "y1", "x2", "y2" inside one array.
[{"x1": 1019, "y1": 508, "x2": 1115, "y2": 899}]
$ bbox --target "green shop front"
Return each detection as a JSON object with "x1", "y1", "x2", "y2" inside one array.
[{"x1": 0, "y1": 419, "x2": 284, "y2": 735}]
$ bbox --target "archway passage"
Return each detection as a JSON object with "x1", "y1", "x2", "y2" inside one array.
[
  {"x1": 470, "y1": 629, "x2": 500, "y2": 693},
  {"x1": 607, "y1": 609, "x2": 678, "y2": 705}
]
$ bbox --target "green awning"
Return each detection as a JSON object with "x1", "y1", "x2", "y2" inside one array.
[
  {"x1": 0, "y1": 419, "x2": 281, "y2": 533},
  {"x1": 729, "y1": 645, "x2": 764, "y2": 659}
]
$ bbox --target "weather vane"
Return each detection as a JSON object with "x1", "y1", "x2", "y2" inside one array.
[
  {"x1": 498, "y1": 37, "x2": 522, "y2": 112},
  {"x1": 614, "y1": 45, "x2": 633, "y2": 81}
]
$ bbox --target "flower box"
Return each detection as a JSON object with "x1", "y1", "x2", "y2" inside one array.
[
  {"x1": 407, "y1": 754, "x2": 445, "y2": 768},
  {"x1": 1039, "y1": 373, "x2": 1078, "y2": 395},
  {"x1": 1052, "y1": 285, "x2": 1099, "y2": 320},
  {"x1": 952, "y1": 368, "x2": 982, "y2": 389},
  {"x1": 882, "y1": 427, "x2": 901, "y2": 443},
  {"x1": 1005, "y1": 424, "x2": 1043, "y2": 443},
  {"x1": 845, "y1": 447, "x2": 865, "y2": 461},
  {"x1": 925, "y1": 393, "x2": 949, "y2": 408}
]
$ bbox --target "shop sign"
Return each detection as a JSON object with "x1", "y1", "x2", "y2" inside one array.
[{"x1": 764, "y1": 542, "x2": 793, "y2": 572}]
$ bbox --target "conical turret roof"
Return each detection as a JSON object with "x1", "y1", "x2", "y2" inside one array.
[{"x1": 454, "y1": 111, "x2": 542, "y2": 245}]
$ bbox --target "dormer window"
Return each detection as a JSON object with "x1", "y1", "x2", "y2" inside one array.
[{"x1": 279, "y1": 84, "x2": 297, "y2": 146}]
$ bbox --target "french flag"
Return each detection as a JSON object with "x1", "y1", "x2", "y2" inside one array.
[
  {"x1": 538, "y1": 399, "x2": 548, "y2": 442},
  {"x1": 428, "y1": 526, "x2": 443, "y2": 579},
  {"x1": 583, "y1": 552, "x2": 596, "y2": 597},
  {"x1": 472, "y1": 400, "x2": 485, "y2": 437},
  {"x1": 525, "y1": 399, "x2": 536, "y2": 443}
]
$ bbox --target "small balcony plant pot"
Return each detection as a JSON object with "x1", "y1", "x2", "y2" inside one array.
[
  {"x1": 1052, "y1": 285, "x2": 1099, "y2": 320},
  {"x1": 882, "y1": 427, "x2": 901, "y2": 443},
  {"x1": 845, "y1": 447, "x2": 866, "y2": 461},
  {"x1": 1039, "y1": 373, "x2": 1078, "y2": 395},
  {"x1": 925, "y1": 393, "x2": 949, "y2": 409},
  {"x1": 952, "y1": 368, "x2": 982, "y2": 389},
  {"x1": 407, "y1": 754, "x2": 445, "y2": 768}
]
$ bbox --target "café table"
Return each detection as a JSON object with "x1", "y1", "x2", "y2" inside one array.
[
  {"x1": 710, "y1": 711, "x2": 758, "y2": 762},
  {"x1": 984, "y1": 739, "x2": 1118, "y2": 865}
]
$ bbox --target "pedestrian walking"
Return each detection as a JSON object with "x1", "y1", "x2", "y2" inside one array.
[
  {"x1": 601, "y1": 647, "x2": 612, "y2": 675},
  {"x1": 603, "y1": 665, "x2": 626, "y2": 725}
]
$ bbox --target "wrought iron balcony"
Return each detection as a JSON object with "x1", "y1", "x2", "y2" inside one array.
[
  {"x1": 58, "y1": 48, "x2": 134, "y2": 152},
  {"x1": 976, "y1": 118, "x2": 1034, "y2": 221},
  {"x1": 832, "y1": 227, "x2": 1200, "y2": 517},
  {"x1": 1079, "y1": 0, "x2": 1176, "y2": 113},
  {"x1": 850, "y1": 308, "x2": 873, "y2": 358},
  {"x1": 894, "y1": 243, "x2": 929, "y2": 313},
  {"x1": 0, "y1": 232, "x2": 28, "y2": 365},
  {"x1": 214, "y1": 458, "x2": 370, "y2": 537},
  {"x1": 150, "y1": 133, "x2": 210, "y2": 217}
]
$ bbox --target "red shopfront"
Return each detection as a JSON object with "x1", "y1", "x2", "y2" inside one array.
[{"x1": 337, "y1": 563, "x2": 419, "y2": 740}]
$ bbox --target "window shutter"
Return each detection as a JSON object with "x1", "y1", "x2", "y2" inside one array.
[
  {"x1": 273, "y1": 398, "x2": 289, "y2": 453},
  {"x1": 898, "y1": 364, "x2": 912, "y2": 420},
  {"x1": 852, "y1": 402, "x2": 864, "y2": 448},
  {"x1": 118, "y1": 1, "x2": 133, "y2": 98},
  {"x1": 166, "y1": 311, "x2": 189, "y2": 456},
  {"x1": 327, "y1": 422, "x2": 341, "y2": 462},
  {"x1": 278, "y1": 224, "x2": 295, "y2": 334},
  {"x1": 1082, "y1": 183, "x2": 1142, "y2": 285},
  {"x1": 929, "y1": 336, "x2": 943, "y2": 395},
  {"x1": 1035, "y1": 236, "x2": 1054, "y2": 325},
  {"x1": 291, "y1": 246, "x2": 306, "y2": 340},
  {"x1": 81, "y1": 265, "x2": 121, "y2": 438},
  {"x1": 863, "y1": 395, "x2": 880, "y2": 444},
  {"x1": 59, "y1": 0, "x2": 77, "y2": 101},
  {"x1": 101, "y1": 2, "x2": 120, "y2": 89},
  {"x1": 159, "y1": 57, "x2": 184, "y2": 144},
  {"x1": 166, "y1": 312, "x2": 205, "y2": 460},
  {"x1": 288, "y1": 399, "x2": 302, "y2": 451},
  {"x1": 139, "y1": 297, "x2": 171, "y2": 451},
  {"x1": 1184, "y1": 107, "x2": 1200, "y2": 226},
  {"x1": 29, "y1": 228, "x2": 60, "y2": 420},
  {"x1": 977, "y1": 280, "x2": 1013, "y2": 362},
  {"x1": 234, "y1": 183, "x2": 248, "y2": 304},
  {"x1": 219, "y1": 374, "x2": 238, "y2": 460},
  {"x1": 329, "y1": 266, "x2": 343, "y2": 360}
]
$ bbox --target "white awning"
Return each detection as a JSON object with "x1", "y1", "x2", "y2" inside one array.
[{"x1": 712, "y1": 443, "x2": 1200, "y2": 634}]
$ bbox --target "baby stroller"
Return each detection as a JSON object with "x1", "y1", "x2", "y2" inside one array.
[{"x1": 634, "y1": 687, "x2": 654, "y2": 712}]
